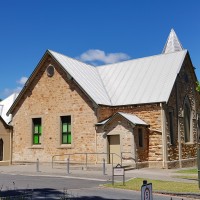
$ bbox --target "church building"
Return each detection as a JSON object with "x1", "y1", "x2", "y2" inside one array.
[{"x1": 2, "y1": 29, "x2": 200, "y2": 168}]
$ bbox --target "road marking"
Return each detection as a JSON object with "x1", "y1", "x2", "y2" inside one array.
[{"x1": 1, "y1": 172, "x2": 108, "y2": 182}]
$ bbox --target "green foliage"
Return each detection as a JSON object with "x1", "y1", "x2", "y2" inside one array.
[{"x1": 196, "y1": 81, "x2": 200, "y2": 92}]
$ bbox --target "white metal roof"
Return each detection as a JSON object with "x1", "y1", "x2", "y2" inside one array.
[
  {"x1": 162, "y1": 29, "x2": 184, "y2": 54},
  {"x1": 96, "y1": 112, "x2": 148, "y2": 126},
  {"x1": 49, "y1": 49, "x2": 187, "y2": 106},
  {"x1": 119, "y1": 112, "x2": 148, "y2": 126},
  {"x1": 97, "y1": 50, "x2": 187, "y2": 106},
  {"x1": 0, "y1": 93, "x2": 18, "y2": 124},
  {"x1": 49, "y1": 50, "x2": 111, "y2": 105}
]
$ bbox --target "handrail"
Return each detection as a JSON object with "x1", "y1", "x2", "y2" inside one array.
[
  {"x1": 121, "y1": 151, "x2": 138, "y2": 169},
  {"x1": 52, "y1": 152, "x2": 122, "y2": 169}
]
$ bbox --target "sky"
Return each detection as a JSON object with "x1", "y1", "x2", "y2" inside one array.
[{"x1": 0, "y1": 0, "x2": 200, "y2": 99}]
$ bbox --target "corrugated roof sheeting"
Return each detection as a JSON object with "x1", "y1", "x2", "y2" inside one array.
[
  {"x1": 96, "y1": 112, "x2": 148, "y2": 126},
  {"x1": 49, "y1": 50, "x2": 111, "y2": 105},
  {"x1": 0, "y1": 93, "x2": 18, "y2": 124},
  {"x1": 119, "y1": 112, "x2": 148, "y2": 126},
  {"x1": 97, "y1": 50, "x2": 187, "y2": 106}
]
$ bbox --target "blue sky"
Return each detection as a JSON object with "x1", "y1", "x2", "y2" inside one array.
[{"x1": 0, "y1": 0, "x2": 200, "y2": 99}]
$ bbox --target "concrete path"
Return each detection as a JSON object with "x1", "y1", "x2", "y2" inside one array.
[{"x1": 0, "y1": 163, "x2": 199, "y2": 199}]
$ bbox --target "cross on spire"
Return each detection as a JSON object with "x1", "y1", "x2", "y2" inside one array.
[{"x1": 162, "y1": 29, "x2": 184, "y2": 54}]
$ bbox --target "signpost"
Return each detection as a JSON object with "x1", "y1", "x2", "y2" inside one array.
[
  {"x1": 141, "y1": 181, "x2": 153, "y2": 200},
  {"x1": 112, "y1": 164, "x2": 125, "y2": 185}
]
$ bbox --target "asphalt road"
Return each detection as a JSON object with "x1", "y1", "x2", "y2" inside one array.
[{"x1": 0, "y1": 174, "x2": 187, "y2": 199}]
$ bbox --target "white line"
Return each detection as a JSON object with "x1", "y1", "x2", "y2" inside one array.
[{"x1": 1, "y1": 172, "x2": 108, "y2": 182}]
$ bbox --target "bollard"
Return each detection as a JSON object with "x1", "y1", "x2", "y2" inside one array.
[
  {"x1": 85, "y1": 153, "x2": 88, "y2": 170},
  {"x1": 67, "y1": 158, "x2": 70, "y2": 174},
  {"x1": 103, "y1": 158, "x2": 106, "y2": 175},
  {"x1": 36, "y1": 158, "x2": 39, "y2": 172},
  {"x1": 143, "y1": 180, "x2": 147, "y2": 185}
]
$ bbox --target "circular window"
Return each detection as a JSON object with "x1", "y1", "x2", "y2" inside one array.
[{"x1": 47, "y1": 65, "x2": 54, "y2": 77}]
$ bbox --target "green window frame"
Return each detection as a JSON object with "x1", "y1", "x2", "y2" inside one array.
[
  {"x1": 61, "y1": 116, "x2": 71, "y2": 144},
  {"x1": 33, "y1": 118, "x2": 42, "y2": 145}
]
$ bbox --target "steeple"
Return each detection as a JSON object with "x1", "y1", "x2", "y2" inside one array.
[{"x1": 162, "y1": 29, "x2": 184, "y2": 54}]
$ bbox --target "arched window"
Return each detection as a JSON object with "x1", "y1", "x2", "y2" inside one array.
[
  {"x1": 0, "y1": 139, "x2": 3, "y2": 161},
  {"x1": 183, "y1": 97, "x2": 192, "y2": 143}
]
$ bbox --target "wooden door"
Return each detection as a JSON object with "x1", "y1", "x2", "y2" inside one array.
[{"x1": 108, "y1": 135, "x2": 121, "y2": 164}]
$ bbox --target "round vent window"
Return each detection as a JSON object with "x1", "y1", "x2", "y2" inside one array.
[{"x1": 47, "y1": 65, "x2": 54, "y2": 77}]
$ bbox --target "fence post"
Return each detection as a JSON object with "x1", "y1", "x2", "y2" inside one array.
[
  {"x1": 103, "y1": 158, "x2": 106, "y2": 175},
  {"x1": 36, "y1": 158, "x2": 39, "y2": 172},
  {"x1": 85, "y1": 153, "x2": 88, "y2": 170},
  {"x1": 67, "y1": 158, "x2": 70, "y2": 174}
]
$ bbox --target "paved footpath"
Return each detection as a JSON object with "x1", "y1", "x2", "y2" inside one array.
[{"x1": 0, "y1": 163, "x2": 199, "y2": 199}]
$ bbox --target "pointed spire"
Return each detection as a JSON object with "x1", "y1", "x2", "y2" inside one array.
[{"x1": 162, "y1": 29, "x2": 184, "y2": 54}]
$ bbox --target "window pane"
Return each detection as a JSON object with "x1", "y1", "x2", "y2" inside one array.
[
  {"x1": 68, "y1": 124, "x2": 71, "y2": 132},
  {"x1": 34, "y1": 125, "x2": 39, "y2": 133},
  {"x1": 39, "y1": 125, "x2": 42, "y2": 134},
  {"x1": 34, "y1": 135, "x2": 39, "y2": 144},
  {"x1": 63, "y1": 123, "x2": 67, "y2": 132},
  {"x1": 63, "y1": 134, "x2": 68, "y2": 144},
  {"x1": 61, "y1": 116, "x2": 71, "y2": 144},
  {"x1": 138, "y1": 128, "x2": 143, "y2": 147},
  {"x1": 67, "y1": 133, "x2": 71, "y2": 144}
]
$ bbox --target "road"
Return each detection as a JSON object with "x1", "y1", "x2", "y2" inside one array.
[{"x1": 0, "y1": 173, "x2": 187, "y2": 199}]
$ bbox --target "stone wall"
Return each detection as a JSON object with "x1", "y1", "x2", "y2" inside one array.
[
  {"x1": 11, "y1": 55, "x2": 97, "y2": 163},
  {"x1": 98, "y1": 104, "x2": 163, "y2": 166},
  {"x1": 0, "y1": 119, "x2": 11, "y2": 165},
  {"x1": 165, "y1": 54, "x2": 200, "y2": 168}
]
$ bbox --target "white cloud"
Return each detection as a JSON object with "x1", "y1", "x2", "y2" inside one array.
[
  {"x1": 17, "y1": 76, "x2": 28, "y2": 85},
  {"x1": 3, "y1": 87, "x2": 22, "y2": 97},
  {"x1": 78, "y1": 49, "x2": 130, "y2": 65},
  {"x1": 2, "y1": 76, "x2": 28, "y2": 98}
]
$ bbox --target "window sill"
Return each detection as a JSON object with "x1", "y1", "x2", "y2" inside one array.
[
  {"x1": 57, "y1": 144, "x2": 73, "y2": 149},
  {"x1": 184, "y1": 142, "x2": 194, "y2": 145},
  {"x1": 29, "y1": 146, "x2": 44, "y2": 149}
]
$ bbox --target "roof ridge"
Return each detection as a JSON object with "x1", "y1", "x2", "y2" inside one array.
[
  {"x1": 97, "y1": 49, "x2": 187, "y2": 68},
  {"x1": 48, "y1": 49, "x2": 95, "y2": 68}
]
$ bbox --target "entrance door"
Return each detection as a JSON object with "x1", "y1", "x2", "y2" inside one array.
[
  {"x1": 0, "y1": 139, "x2": 3, "y2": 161},
  {"x1": 108, "y1": 135, "x2": 121, "y2": 164}
]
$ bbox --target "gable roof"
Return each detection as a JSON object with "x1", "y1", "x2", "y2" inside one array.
[
  {"x1": 48, "y1": 50, "x2": 111, "y2": 105},
  {"x1": 7, "y1": 30, "x2": 191, "y2": 115},
  {"x1": 96, "y1": 112, "x2": 149, "y2": 127},
  {"x1": 97, "y1": 50, "x2": 187, "y2": 105},
  {"x1": 0, "y1": 116, "x2": 10, "y2": 129},
  {"x1": 0, "y1": 93, "x2": 18, "y2": 124},
  {"x1": 7, "y1": 49, "x2": 188, "y2": 116}
]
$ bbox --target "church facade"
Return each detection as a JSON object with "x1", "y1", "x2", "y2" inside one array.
[{"x1": 2, "y1": 29, "x2": 200, "y2": 168}]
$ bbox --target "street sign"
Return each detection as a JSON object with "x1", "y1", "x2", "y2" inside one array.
[
  {"x1": 114, "y1": 167, "x2": 124, "y2": 176},
  {"x1": 112, "y1": 164, "x2": 125, "y2": 185},
  {"x1": 141, "y1": 183, "x2": 153, "y2": 200}
]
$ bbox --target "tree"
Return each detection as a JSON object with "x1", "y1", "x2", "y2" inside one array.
[{"x1": 196, "y1": 81, "x2": 200, "y2": 92}]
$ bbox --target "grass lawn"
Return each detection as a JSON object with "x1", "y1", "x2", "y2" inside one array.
[
  {"x1": 105, "y1": 178, "x2": 200, "y2": 193},
  {"x1": 175, "y1": 168, "x2": 198, "y2": 174}
]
